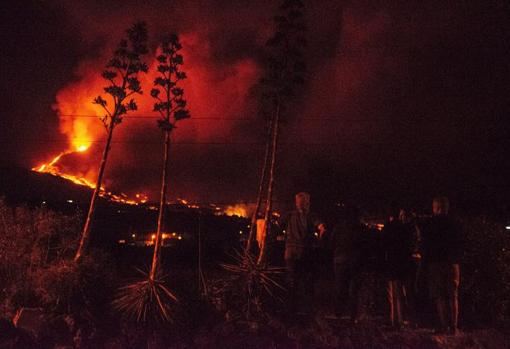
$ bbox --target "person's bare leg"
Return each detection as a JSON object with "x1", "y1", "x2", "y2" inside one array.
[
  {"x1": 449, "y1": 264, "x2": 460, "y2": 335},
  {"x1": 334, "y1": 263, "x2": 348, "y2": 317},
  {"x1": 435, "y1": 298, "x2": 448, "y2": 333},
  {"x1": 350, "y1": 275, "x2": 363, "y2": 324},
  {"x1": 386, "y1": 281, "x2": 395, "y2": 327},
  {"x1": 448, "y1": 296, "x2": 459, "y2": 335},
  {"x1": 394, "y1": 281, "x2": 403, "y2": 328},
  {"x1": 403, "y1": 266, "x2": 418, "y2": 327}
]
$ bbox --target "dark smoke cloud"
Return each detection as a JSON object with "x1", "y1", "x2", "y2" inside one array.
[{"x1": 3, "y1": 0, "x2": 510, "y2": 213}]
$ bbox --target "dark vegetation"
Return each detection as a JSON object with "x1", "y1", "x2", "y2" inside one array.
[{"x1": 1, "y1": 190, "x2": 509, "y2": 348}]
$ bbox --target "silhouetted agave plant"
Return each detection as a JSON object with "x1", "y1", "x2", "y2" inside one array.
[
  {"x1": 220, "y1": 250, "x2": 286, "y2": 320},
  {"x1": 112, "y1": 268, "x2": 178, "y2": 323},
  {"x1": 113, "y1": 35, "x2": 187, "y2": 324}
]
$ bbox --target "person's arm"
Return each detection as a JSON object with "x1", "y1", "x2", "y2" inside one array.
[
  {"x1": 380, "y1": 225, "x2": 389, "y2": 260},
  {"x1": 278, "y1": 213, "x2": 289, "y2": 231},
  {"x1": 311, "y1": 213, "x2": 326, "y2": 238},
  {"x1": 411, "y1": 224, "x2": 422, "y2": 261},
  {"x1": 279, "y1": 213, "x2": 291, "y2": 243},
  {"x1": 317, "y1": 223, "x2": 327, "y2": 239},
  {"x1": 319, "y1": 223, "x2": 335, "y2": 250}
]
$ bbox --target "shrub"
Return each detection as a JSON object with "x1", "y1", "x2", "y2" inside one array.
[
  {"x1": 0, "y1": 200, "x2": 81, "y2": 316},
  {"x1": 461, "y1": 215, "x2": 510, "y2": 327},
  {"x1": 0, "y1": 199, "x2": 118, "y2": 346}
]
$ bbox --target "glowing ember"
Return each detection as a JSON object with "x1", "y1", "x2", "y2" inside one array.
[
  {"x1": 177, "y1": 198, "x2": 200, "y2": 209},
  {"x1": 135, "y1": 193, "x2": 149, "y2": 204}
]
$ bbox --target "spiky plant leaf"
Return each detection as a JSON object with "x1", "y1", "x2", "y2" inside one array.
[
  {"x1": 113, "y1": 268, "x2": 178, "y2": 323},
  {"x1": 220, "y1": 250, "x2": 286, "y2": 320}
]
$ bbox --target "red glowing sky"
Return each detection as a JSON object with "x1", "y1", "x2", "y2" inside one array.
[{"x1": 2, "y1": 0, "x2": 510, "y2": 212}]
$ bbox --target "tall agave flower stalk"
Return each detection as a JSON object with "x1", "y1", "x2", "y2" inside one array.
[
  {"x1": 113, "y1": 34, "x2": 189, "y2": 324},
  {"x1": 225, "y1": 0, "x2": 307, "y2": 320},
  {"x1": 255, "y1": 0, "x2": 306, "y2": 266},
  {"x1": 257, "y1": 99, "x2": 281, "y2": 266},
  {"x1": 244, "y1": 116, "x2": 272, "y2": 256},
  {"x1": 74, "y1": 22, "x2": 148, "y2": 262},
  {"x1": 149, "y1": 34, "x2": 190, "y2": 281}
]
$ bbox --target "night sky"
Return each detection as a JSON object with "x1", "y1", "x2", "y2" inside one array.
[{"x1": 1, "y1": 0, "x2": 510, "y2": 214}]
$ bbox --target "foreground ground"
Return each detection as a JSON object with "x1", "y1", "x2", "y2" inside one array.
[
  {"x1": 1, "y1": 228, "x2": 509, "y2": 348},
  {"x1": 3, "y1": 300, "x2": 509, "y2": 349}
]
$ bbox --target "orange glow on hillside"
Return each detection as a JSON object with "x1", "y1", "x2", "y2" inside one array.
[
  {"x1": 31, "y1": 32, "x2": 259, "y2": 206},
  {"x1": 32, "y1": 147, "x2": 98, "y2": 189},
  {"x1": 32, "y1": 146, "x2": 149, "y2": 206},
  {"x1": 223, "y1": 204, "x2": 249, "y2": 218}
]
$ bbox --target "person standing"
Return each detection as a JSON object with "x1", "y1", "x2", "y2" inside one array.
[
  {"x1": 421, "y1": 197, "x2": 463, "y2": 335},
  {"x1": 381, "y1": 210, "x2": 405, "y2": 329},
  {"x1": 325, "y1": 206, "x2": 363, "y2": 320},
  {"x1": 381, "y1": 208, "x2": 420, "y2": 329},
  {"x1": 350, "y1": 221, "x2": 380, "y2": 324},
  {"x1": 399, "y1": 209, "x2": 422, "y2": 327},
  {"x1": 281, "y1": 192, "x2": 325, "y2": 317}
]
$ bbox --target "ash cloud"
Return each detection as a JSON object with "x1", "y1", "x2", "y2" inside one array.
[{"x1": 5, "y1": 0, "x2": 509, "y2": 211}]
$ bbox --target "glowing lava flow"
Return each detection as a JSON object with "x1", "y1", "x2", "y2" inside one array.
[
  {"x1": 33, "y1": 149, "x2": 248, "y2": 213},
  {"x1": 32, "y1": 145, "x2": 148, "y2": 206},
  {"x1": 32, "y1": 145, "x2": 99, "y2": 188},
  {"x1": 33, "y1": 151, "x2": 250, "y2": 214}
]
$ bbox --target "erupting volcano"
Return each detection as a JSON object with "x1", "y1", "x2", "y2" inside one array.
[
  {"x1": 31, "y1": 101, "x2": 150, "y2": 206},
  {"x1": 33, "y1": 145, "x2": 96, "y2": 188},
  {"x1": 29, "y1": 24, "x2": 260, "y2": 210},
  {"x1": 32, "y1": 144, "x2": 149, "y2": 206}
]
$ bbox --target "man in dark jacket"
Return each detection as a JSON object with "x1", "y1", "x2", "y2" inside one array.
[
  {"x1": 421, "y1": 196, "x2": 463, "y2": 335},
  {"x1": 381, "y1": 208, "x2": 420, "y2": 328},
  {"x1": 325, "y1": 206, "x2": 362, "y2": 320},
  {"x1": 281, "y1": 192, "x2": 325, "y2": 316}
]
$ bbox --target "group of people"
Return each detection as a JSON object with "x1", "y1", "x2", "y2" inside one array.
[{"x1": 280, "y1": 192, "x2": 463, "y2": 335}]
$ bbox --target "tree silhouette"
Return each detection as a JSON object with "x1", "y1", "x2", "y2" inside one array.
[
  {"x1": 150, "y1": 34, "x2": 190, "y2": 282},
  {"x1": 112, "y1": 35, "x2": 188, "y2": 324},
  {"x1": 224, "y1": 0, "x2": 307, "y2": 321},
  {"x1": 74, "y1": 22, "x2": 148, "y2": 262},
  {"x1": 245, "y1": 118, "x2": 272, "y2": 256},
  {"x1": 249, "y1": 0, "x2": 307, "y2": 265}
]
